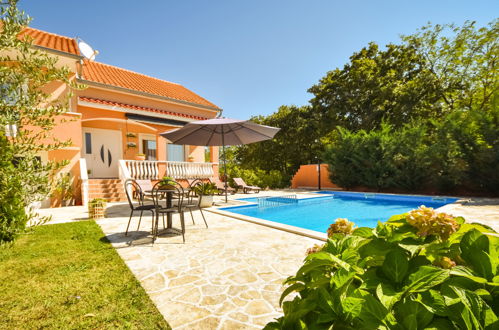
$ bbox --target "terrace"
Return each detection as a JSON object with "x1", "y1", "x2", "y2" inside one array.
[{"x1": 37, "y1": 191, "x2": 499, "y2": 328}]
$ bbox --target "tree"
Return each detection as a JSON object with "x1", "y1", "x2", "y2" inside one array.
[
  {"x1": 234, "y1": 105, "x2": 322, "y2": 181},
  {"x1": 309, "y1": 20, "x2": 498, "y2": 132},
  {"x1": 0, "y1": 0, "x2": 80, "y2": 244},
  {"x1": 231, "y1": 19, "x2": 498, "y2": 191},
  {"x1": 402, "y1": 20, "x2": 499, "y2": 114},
  {"x1": 308, "y1": 42, "x2": 442, "y2": 131}
]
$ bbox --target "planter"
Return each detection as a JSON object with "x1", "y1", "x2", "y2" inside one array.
[
  {"x1": 61, "y1": 199, "x2": 74, "y2": 207},
  {"x1": 88, "y1": 199, "x2": 107, "y2": 219},
  {"x1": 135, "y1": 155, "x2": 146, "y2": 161},
  {"x1": 159, "y1": 185, "x2": 176, "y2": 190},
  {"x1": 199, "y1": 195, "x2": 214, "y2": 208}
]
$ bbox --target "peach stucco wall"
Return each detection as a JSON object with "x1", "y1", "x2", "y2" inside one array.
[
  {"x1": 291, "y1": 164, "x2": 340, "y2": 189},
  {"x1": 48, "y1": 148, "x2": 82, "y2": 206},
  {"x1": 78, "y1": 105, "x2": 216, "y2": 163}
]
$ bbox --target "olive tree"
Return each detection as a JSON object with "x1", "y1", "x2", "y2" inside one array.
[{"x1": 0, "y1": 0, "x2": 81, "y2": 244}]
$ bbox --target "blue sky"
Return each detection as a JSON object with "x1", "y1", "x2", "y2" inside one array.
[{"x1": 21, "y1": 0, "x2": 498, "y2": 118}]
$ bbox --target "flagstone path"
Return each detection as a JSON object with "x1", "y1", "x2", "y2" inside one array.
[{"x1": 97, "y1": 199, "x2": 320, "y2": 329}]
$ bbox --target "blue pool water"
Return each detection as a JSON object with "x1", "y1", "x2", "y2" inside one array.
[{"x1": 222, "y1": 191, "x2": 458, "y2": 233}]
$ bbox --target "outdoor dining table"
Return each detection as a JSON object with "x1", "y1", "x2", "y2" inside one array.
[{"x1": 144, "y1": 188, "x2": 181, "y2": 236}]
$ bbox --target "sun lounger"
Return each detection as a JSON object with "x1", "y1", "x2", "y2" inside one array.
[
  {"x1": 209, "y1": 177, "x2": 235, "y2": 195},
  {"x1": 233, "y1": 177, "x2": 261, "y2": 194}
]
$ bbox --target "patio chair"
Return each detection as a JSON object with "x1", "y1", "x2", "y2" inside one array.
[
  {"x1": 209, "y1": 176, "x2": 235, "y2": 195},
  {"x1": 233, "y1": 177, "x2": 261, "y2": 194},
  {"x1": 151, "y1": 180, "x2": 186, "y2": 243},
  {"x1": 135, "y1": 179, "x2": 154, "y2": 199},
  {"x1": 124, "y1": 179, "x2": 156, "y2": 236},
  {"x1": 174, "y1": 181, "x2": 208, "y2": 228}
]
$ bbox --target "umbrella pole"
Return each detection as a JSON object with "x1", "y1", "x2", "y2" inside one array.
[{"x1": 221, "y1": 126, "x2": 228, "y2": 203}]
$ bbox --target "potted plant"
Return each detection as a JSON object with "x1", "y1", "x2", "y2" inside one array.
[
  {"x1": 127, "y1": 142, "x2": 137, "y2": 149},
  {"x1": 135, "y1": 153, "x2": 146, "y2": 161},
  {"x1": 158, "y1": 176, "x2": 176, "y2": 189},
  {"x1": 126, "y1": 132, "x2": 137, "y2": 138},
  {"x1": 88, "y1": 198, "x2": 107, "y2": 219},
  {"x1": 193, "y1": 182, "x2": 217, "y2": 207},
  {"x1": 187, "y1": 155, "x2": 195, "y2": 162},
  {"x1": 52, "y1": 172, "x2": 74, "y2": 207}
]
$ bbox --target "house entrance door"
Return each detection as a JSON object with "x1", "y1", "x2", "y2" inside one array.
[{"x1": 82, "y1": 128, "x2": 122, "y2": 178}]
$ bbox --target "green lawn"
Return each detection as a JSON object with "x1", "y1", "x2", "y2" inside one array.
[{"x1": 0, "y1": 220, "x2": 169, "y2": 329}]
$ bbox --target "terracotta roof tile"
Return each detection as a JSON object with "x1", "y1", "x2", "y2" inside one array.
[
  {"x1": 18, "y1": 27, "x2": 79, "y2": 55},
  {"x1": 17, "y1": 27, "x2": 221, "y2": 111},
  {"x1": 80, "y1": 60, "x2": 220, "y2": 110},
  {"x1": 79, "y1": 97, "x2": 208, "y2": 121}
]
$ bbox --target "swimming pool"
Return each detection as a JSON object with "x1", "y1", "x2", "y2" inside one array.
[{"x1": 221, "y1": 191, "x2": 458, "y2": 233}]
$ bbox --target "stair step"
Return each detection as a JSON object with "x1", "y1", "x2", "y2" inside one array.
[
  {"x1": 86, "y1": 178, "x2": 127, "y2": 202},
  {"x1": 88, "y1": 180, "x2": 122, "y2": 184},
  {"x1": 89, "y1": 192, "x2": 126, "y2": 197},
  {"x1": 88, "y1": 182, "x2": 123, "y2": 186},
  {"x1": 88, "y1": 187, "x2": 123, "y2": 192}
]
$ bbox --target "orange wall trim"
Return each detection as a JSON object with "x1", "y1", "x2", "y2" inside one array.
[{"x1": 291, "y1": 164, "x2": 340, "y2": 189}]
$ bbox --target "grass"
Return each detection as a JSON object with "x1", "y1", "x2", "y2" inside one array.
[{"x1": 0, "y1": 220, "x2": 169, "y2": 329}]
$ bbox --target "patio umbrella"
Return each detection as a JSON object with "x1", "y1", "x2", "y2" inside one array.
[{"x1": 160, "y1": 118, "x2": 280, "y2": 202}]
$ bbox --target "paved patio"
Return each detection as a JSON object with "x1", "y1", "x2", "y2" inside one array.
[
  {"x1": 37, "y1": 191, "x2": 499, "y2": 329},
  {"x1": 98, "y1": 199, "x2": 319, "y2": 329}
]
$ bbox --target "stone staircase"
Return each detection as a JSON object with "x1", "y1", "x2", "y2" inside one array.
[{"x1": 88, "y1": 179, "x2": 127, "y2": 202}]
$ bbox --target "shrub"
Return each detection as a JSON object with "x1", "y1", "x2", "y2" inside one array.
[
  {"x1": 193, "y1": 182, "x2": 217, "y2": 196},
  {"x1": 323, "y1": 107, "x2": 499, "y2": 196},
  {"x1": 223, "y1": 166, "x2": 289, "y2": 189},
  {"x1": 265, "y1": 210, "x2": 499, "y2": 329},
  {"x1": 323, "y1": 124, "x2": 433, "y2": 191}
]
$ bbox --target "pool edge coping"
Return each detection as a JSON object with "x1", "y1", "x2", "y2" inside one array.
[
  {"x1": 205, "y1": 191, "x2": 470, "y2": 241},
  {"x1": 205, "y1": 207, "x2": 328, "y2": 242}
]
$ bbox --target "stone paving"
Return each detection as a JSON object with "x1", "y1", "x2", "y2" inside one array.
[
  {"x1": 97, "y1": 194, "x2": 320, "y2": 329},
  {"x1": 37, "y1": 190, "x2": 499, "y2": 329},
  {"x1": 439, "y1": 198, "x2": 499, "y2": 232}
]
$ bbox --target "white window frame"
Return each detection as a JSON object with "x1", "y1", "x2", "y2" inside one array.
[
  {"x1": 167, "y1": 143, "x2": 188, "y2": 162},
  {"x1": 138, "y1": 133, "x2": 157, "y2": 155}
]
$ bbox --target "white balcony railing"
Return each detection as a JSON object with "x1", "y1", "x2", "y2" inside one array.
[
  {"x1": 120, "y1": 160, "x2": 217, "y2": 180},
  {"x1": 79, "y1": 158, "x2": 89, "y2": 206}
]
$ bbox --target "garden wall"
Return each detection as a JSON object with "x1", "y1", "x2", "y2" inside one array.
[{"x1": 291, "y1": 164, "x2": 340, "y2": 190}]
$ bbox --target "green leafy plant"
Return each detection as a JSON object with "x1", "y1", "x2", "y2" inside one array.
[
  {"x1": 51, "y1": 172, "x2": 74, "y2": 204},
  {"x1": 158, "y1": 176, "x2": 175, "y2": 188},
  {"x1": 88, "y1": 198, "x2": 106, "y2": 208},
  {"x1": 265, "y1": 209, "x2": 499, "y2": 329},
  {"x1": 193, "y1": 182, "x2": 217, "y2": 196},
  {"x1": 126, "y1": 132, "x2": 137, "y2": 138},
  {"x1": 87, "y1": 198, "x2": 106, "y2": 220},
  {"x1": 0, "y1": 1, "x2": 83, "y2": 244}
]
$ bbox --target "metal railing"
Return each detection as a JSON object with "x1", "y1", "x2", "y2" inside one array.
[{"x1": 257, "y1": 195, "x2": 298, "y2": 208}]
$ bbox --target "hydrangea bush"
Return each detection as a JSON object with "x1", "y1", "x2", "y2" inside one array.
[{"x1": 265, "y1": 207, "x2": 499, "y2": 329}]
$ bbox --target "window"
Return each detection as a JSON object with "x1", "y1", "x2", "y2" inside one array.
[
  {"x1": 204, "y1": 146, "x2": 211, "y2": 162},
  {"x1": 85, "y1": 133, "x2": 92, "y2": 154},
  {"x1": 167, "y1": 144, "x2": 185, "y2": 162},
  {"x1": 142, "y1": 140, "x2": 157, "y2": 160}
]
